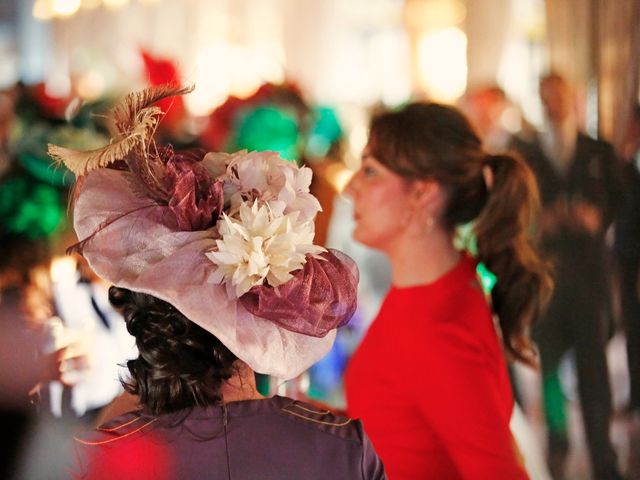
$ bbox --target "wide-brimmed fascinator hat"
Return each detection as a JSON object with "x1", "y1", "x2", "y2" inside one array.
[{"x1": 48, "y1": 85, "x2": 358, "y2": 380}]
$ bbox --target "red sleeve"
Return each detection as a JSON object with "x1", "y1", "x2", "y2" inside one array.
[{"x1": 405, "y1": 319, "x2": 529, "y2": 479}]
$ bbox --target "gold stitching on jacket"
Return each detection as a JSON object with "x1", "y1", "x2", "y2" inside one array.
[
  {"x1": 282, "y1": 407, "x2": 351, "y2": 427},
  {"x1": 74, "y1": 418, "x2": 158, "y2": 446},
  {"x1": 289, "y1": 403, "x2": 331, "y2": 415},
  {"x1": 97, "y1": 416, "x2": 144, "y2": 432}
]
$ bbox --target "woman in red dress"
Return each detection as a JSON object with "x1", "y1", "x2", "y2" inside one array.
[{"x1": 344, "y1": 103, "x2": 552, "y2": 479}]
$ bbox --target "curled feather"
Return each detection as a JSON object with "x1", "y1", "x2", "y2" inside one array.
[
  {"x1": 112, "y1": 84, "x2": 194, "y2": 138},
  {"x1": 48, "y1": 107, "x2": 163, "y2": 176}
]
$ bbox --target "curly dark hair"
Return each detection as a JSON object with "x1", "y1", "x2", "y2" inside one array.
[
  {"x1": 368, "y1": 103, "x2": 553, "y2": 366},
  {"x1": 108, "y1": 286, "x2": 237, "y2": 415}
]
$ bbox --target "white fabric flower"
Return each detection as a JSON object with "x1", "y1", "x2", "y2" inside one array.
[
  {"x1": 204, "y1": 150, "x2": 321, "y2": 221},
  {"x1": 206, "y1": 200, "x2": 325, "y2": 296},
  {"x1": 226, "y1": 151, "x2": 287, "y2": 213},
  {"x1": 278, "y1": 164, "x2": 321, "y2": 222},
  {"x1": 201, "y1": 150, "x2": 246, "y2": 179},
  {"x1": 201, "y1": 150, "x2": 247, "y2": 208}
]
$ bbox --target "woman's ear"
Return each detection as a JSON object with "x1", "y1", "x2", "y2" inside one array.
[
  {"x1": 406, "y1": 179, "x2": 444, "y2": 237},
  {"x1": 411, "y1": 179, "x2": 440, "y2": 207}
]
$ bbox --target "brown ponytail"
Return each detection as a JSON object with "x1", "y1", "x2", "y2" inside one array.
[{"x1": 475, "y1": 153, "x2": 553, "y2": 365}]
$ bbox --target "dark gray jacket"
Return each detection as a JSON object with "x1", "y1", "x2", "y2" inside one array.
[{"x1": 73, "y1": 395, "x2": 386, "y2": 479}]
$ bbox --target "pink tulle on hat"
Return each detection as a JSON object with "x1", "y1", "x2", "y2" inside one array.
[{"x1": 48, "y1": 85, "x2": 358, "y2": 380}]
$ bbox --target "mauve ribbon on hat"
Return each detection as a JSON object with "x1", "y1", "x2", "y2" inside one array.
[
  {"x1": 166, "y1": 150, "x2": 224, "y2": 231},
  {"x1": 239, "y1": 249, "x2": 358, "y2": 337}
]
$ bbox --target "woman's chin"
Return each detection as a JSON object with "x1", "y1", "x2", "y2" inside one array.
[
  {"x1": 352, "y1": 229, "x2": 375, "y2": 249},
  {"x1": 352, "y1": 228, "x2": 364, "y2": 244}
]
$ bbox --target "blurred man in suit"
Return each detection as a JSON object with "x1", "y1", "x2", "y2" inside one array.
[{"x1": 511, "y1": 73, "x2": 623, "y2": 480}]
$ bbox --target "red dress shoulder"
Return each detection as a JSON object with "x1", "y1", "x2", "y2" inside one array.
[{"x1": 345, "y1": 255, "x2": 528, "y2": 479}]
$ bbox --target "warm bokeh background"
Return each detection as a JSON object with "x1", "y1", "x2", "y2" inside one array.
[{"x1": 1, "y1": 1, "x2": 638, "y2": 479}]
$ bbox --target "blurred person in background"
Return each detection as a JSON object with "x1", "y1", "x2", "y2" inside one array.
[
  {"x1": 0, "y1": 174, "x2": 78, "y2": 480},
  {"x1": 510, "y1": 72, "x2": 623, "y2": 480},
  {"x1": 615, "y1": 103, "x2": 640, "y2": 419},
  {"x1": 0, "y1": 80, "x2": 135, "y2": 427},
  {"x1": 0, "y1": 80, "x2": 136, "y2": 479},
  {"x1": 0, "y1": 83, "x2": 74, "y2": 476},
  {"x1": 614, "y1": 104, "x2": 640, "y2": 479},
  {"x1": 42, "y1": 254, "x2": 135, "y2": 425},
  {"x1": 0, "y1": 85, "x2": 42, "y2": 478},
  {"x1": 344, "y1": 102, "x2": 552, "y2": 479},
  {"x1": 460, "y1": 85, "x2": 512, "y2": 154},
  {"x1": 0, "y1": 232, "x2": 64, "y2": 480}
]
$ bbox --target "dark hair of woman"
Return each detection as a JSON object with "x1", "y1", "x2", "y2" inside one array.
[
  {"x1": 367, "y1": 102, "x2": 553, "y2": 365},
  {"x1": 108, "y1": 286, "x2": 238, "y2": 415}
]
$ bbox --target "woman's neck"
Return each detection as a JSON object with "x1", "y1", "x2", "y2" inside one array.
[
  {"x1": 387, "y1": 227, "x2": 461, "y2": 288},
  {"x1": 221, "y1": 361, "x2": 264, "y2": 403}
]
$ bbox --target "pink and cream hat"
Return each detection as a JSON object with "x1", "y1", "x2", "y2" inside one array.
[{"x1": 48, "y1": 85, "x2": 358, "y2": 380}]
